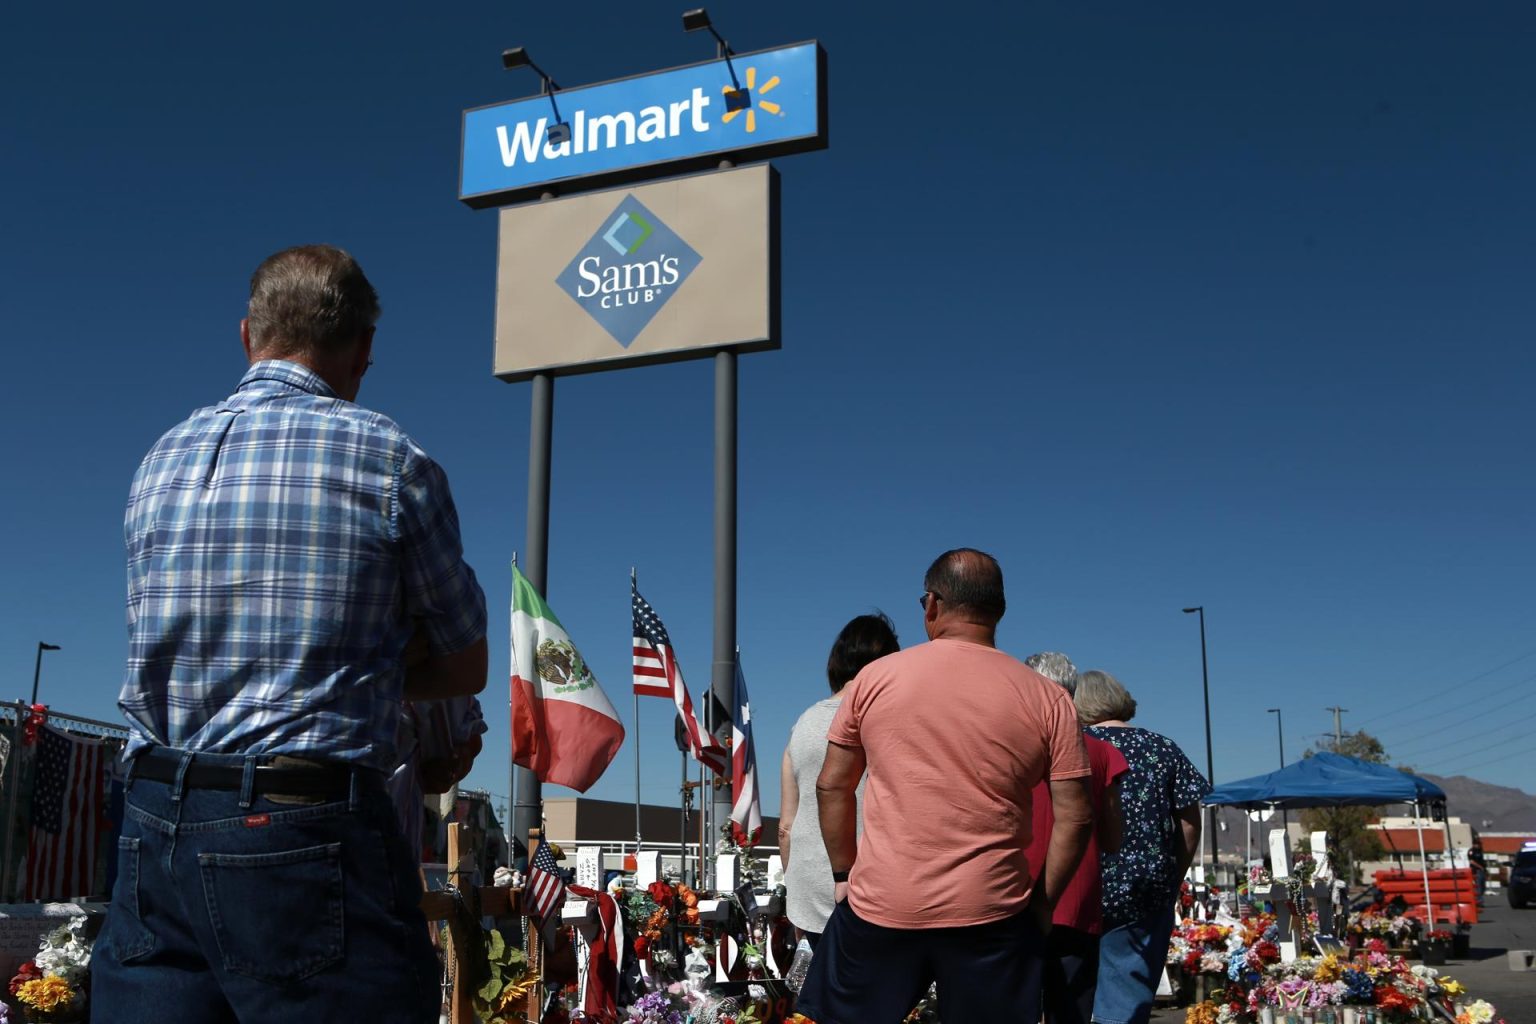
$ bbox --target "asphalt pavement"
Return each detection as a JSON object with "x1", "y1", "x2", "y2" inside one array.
[{"x1": 1148, "y1": 901, "x2": 1536, "y2": 1022}]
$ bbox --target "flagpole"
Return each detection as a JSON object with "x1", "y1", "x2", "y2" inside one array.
[
  {"x1": 632, "y1": 568, "x2": 643, "y2": 855},
  {"x1": 699, "y1": 753, "x2": 709, "y2": 889},
  {"x1": 509, "y1": 553, "x2": 518, "y2": 858},
  {"x1": 680, "y1": 745, "x2": 690, "y2": 886}
]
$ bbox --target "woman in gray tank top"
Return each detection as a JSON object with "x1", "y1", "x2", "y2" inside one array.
[{"x1": 777, "y1": 613, "x2": 900, "y2": 944}]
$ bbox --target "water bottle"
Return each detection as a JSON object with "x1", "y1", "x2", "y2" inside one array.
[{"x1": 784, "y1": 937, "x2": 814, "y2": 993}]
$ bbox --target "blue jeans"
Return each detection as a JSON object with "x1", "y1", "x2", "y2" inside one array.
[
  {"x1": 92, "y1": 751, "x2": 439, "y2": 1024},
  {"x1": 1093, "y1": 907, "x2": 1174, "y2": 1024}
]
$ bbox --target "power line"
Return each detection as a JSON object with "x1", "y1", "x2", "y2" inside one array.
[
  {"x1": 1353, "y1": 647, "x2": 1536, "y2": 728},
  {"x1": 1415, "y1": 727, "x2": 1536, "y2": 769},
  {"x1": 1385, "y1": 680, "x2": 1536, "y2": 755},
  {"x1": 1423, "y1": 743, "x2": 1536, "y2": 776},
  {"x1": 1406, "y1": 718, "x2": 1536, "y2": 764}
]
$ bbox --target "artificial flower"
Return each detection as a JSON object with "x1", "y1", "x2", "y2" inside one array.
[
  {"x1": 16, "y1": 974, "x2": 75, "y2": 1012},
  {"x1": 8, "y1": 960, "x2": 41, "y2": 996},
  {"x1": 1185, "y1": 1000, "x2": 1218, "y2": 1024},
  {"x1": 1455, "y1": 1000, "x2": 1495, "y2": 1024}
]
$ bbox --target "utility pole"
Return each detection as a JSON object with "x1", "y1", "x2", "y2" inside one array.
[{"x1": 1325, "y1": 706, "x2": 1348, "y2": 750}]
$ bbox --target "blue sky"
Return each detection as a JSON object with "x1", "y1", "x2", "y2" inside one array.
[{"x1": 3, "y1": 3, "x2": 1533, "y2": 829}]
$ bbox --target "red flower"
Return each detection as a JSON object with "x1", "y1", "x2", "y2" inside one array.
[
  {"x1": 1366, "y1": 938, "x2": 1388, "y2": 954},
  {"x1": 647, "y1": 880, "x2": 675, "y2": 910},
  {"x1": 8, "y1": 960, "x2": 41, "y2": 996},
  {"x1": 1183, "y1": 950, "x2": 1203, "y2": 973},
  {"x1": 1252, "y1": 941, "x2": 1281, "y2": 965},
  {"x1": 633, "y1": 936, "x2": 650, "y2": 957}
]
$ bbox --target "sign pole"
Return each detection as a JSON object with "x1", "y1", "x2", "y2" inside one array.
[
  {"x1": 710, "y1": 343, "x2": 737, "y2": 875},
  {"x1": 512, "y1": 370, "x2": 555, "y2": 869}
]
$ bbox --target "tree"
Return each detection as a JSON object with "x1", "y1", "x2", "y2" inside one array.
[{"x1": 1297, "y1": 729, "x2": 1391, "y2": 883}]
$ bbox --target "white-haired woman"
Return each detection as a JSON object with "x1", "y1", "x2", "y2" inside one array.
[{"x1": 1076, "y1": 670, "x2": 1209, "y2": 1024}]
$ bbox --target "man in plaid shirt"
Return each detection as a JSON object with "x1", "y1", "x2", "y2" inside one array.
[{"x1": 96, "y1": 245, "x2": 487, "y2": 1023}]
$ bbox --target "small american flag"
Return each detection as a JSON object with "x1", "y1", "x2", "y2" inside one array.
[
  {"x1": 25, "y1": 725, "x2": 108, "y2": 901},
  {"x1": 632, "y1": 582, "x2": 728, "y2": 775},
  {"x1": 524, "y1": 839, "x2": 566, "y2": 922}
]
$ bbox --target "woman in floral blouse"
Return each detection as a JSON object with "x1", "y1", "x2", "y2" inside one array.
[{"x1": 1077, "y1": 670, "x2": 1211, "y2": 1024}]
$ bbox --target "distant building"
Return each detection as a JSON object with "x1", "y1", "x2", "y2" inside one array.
[{"x1": 542, "y1": 797, "x2": 781, "y2": 887}]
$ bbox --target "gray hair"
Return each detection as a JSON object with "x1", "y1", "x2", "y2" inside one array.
[
  {"x1": 1074, "y1": 669, "x2": 1137, "y2": 726},
  {"x1": 1026, "y1": 651, "x2": 1079, "y2": 695},
  {"x1": 247, "y1": 245, "x2": 380, "y2": 358}
]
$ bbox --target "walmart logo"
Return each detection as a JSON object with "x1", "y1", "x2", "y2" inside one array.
[
  {"x1": 722, "y1": 66, "x2": 786, "y2": 135},
  {"x1": 556, "y1": 195, "x2": 701, "y2": 347}
]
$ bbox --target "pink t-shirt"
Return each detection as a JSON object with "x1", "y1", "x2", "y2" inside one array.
[
  {"x1": 826, "y1": 638, "x2": 1091, "y2": 928},
  {"x1": 1024, "y1": 735, "x2": 1128, "y2": 934}
]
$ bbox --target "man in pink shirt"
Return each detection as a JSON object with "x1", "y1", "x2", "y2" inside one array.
[{"x1": 799, "y1": 549, "x2": 1094, "y2": 1023}]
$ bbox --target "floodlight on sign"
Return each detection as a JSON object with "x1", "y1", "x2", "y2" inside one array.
[
  {"x1": 680, "y1": 7, "x2": 749, "y2": 111},
  {"x1": 501, "y1": 46, "x2": 569, "y2": 148}
]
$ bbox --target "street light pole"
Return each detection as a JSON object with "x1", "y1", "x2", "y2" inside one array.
[
  {"x1": 1183, "y1": 607, "x2": 1216, "y2": 881},
  {"x1": 1267, "y1": 706, "x2": 1290, "y2": 832},
  {"x1": 30, "y1": 642, "x2": 60, "y2": 706}
]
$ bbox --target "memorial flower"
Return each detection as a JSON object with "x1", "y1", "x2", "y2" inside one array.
[
  {"x1": 647, "y1": 881, "x2": 675, "y2": 910},
  {"x1": 15, "y1": 974, "x2": 74, "y2": 1013},
  {"x1": 1454, "y1": 1000, "x2": 1496, "y2": 1024},
  {"x1": 626, "y1": 990, "x2": 683, "y2": 1024},
  {"x1": 1341, "y1": 967, "x2": 1375, "y2": 1003},
  {"x1": 1374, "y1": 984, "x2": 1417, "y2": 1017},
  {"x1": 7, "y1": 961, "x2": 41, "y2": 996},
  {"x1": 1184, "y1": 999, "x2": 1217, "y2": 1024},
  {"x1": 33, "y1": 920, "x2": 92, "y2": 984}
]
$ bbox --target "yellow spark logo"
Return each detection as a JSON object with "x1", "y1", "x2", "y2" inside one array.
[{"x1": 721, "y1": 66, "x2": 783, "y2": 134}]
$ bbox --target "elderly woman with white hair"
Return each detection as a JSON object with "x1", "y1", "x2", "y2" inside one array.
[{"x1": 1076, "y1": 670, "x2": 1209, "y2": 1024}]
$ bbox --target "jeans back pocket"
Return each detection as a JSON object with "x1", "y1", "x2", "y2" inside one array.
[
  {"x1": 103, "y1": 836, "x2": 159, "y2": 964},
  {"x1": 198, "y1": 842, "x2": 344, "y2": 983}
]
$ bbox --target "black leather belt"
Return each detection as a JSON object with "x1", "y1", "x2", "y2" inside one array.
[{"x1": 133, "y1": 749, "x2": 366, "y2": 797}]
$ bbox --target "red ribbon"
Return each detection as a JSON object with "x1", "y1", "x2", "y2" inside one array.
[{"x1": 22, "y1": 705, "x2": 48, "y2": 745}]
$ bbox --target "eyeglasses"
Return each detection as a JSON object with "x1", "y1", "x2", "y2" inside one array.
[{"x1": 919, "y1": 591, "x2": 945, "y2": 610}]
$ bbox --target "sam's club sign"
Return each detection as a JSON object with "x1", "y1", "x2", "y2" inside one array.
[
  {"x1": 461, "y1": 42, "x2": 825, "y2": 207},
  {"x1": 556, "y1": 195, "x2": 702, "y2": 347}
]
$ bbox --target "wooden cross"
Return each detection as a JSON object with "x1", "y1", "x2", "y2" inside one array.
[{"x1": 418, "y1": 822, "x2": 529, "y2": 1024}]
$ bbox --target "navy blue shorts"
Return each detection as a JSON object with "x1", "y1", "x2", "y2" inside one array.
[{"x1": 796, "y1": 900, "x2": 1046, "y2": 1024}]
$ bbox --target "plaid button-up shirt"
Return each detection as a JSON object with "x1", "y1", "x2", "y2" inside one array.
[{"x1": 120, "y1": 360, "x2": 486, "y2": 771}]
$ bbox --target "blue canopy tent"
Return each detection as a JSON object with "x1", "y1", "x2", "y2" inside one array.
[
  {"x1": 1203, "y1": 752, "x2": 1445, "y2": 809},
  {"x1": 1204, "y1": 752, "x2": 1452, "y2": 923}
]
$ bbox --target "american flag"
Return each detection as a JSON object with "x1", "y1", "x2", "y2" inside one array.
[
  {"x1": 25, "y1": 725, "x2": 108, "y2": 901},
  {"x1": 632, "y1": 582, "x2": 728, "y2": 775},
  {"x1": 524, "y1": 839, "x2": 566, "y2": 922}
]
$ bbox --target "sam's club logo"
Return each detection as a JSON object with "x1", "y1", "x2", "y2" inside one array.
[{"x1": 556, "y1": 195, "x2": 701, "y2": 347}]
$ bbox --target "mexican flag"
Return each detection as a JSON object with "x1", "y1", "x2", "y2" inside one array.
[{"x1": 510, "y1": 565, "x2": 624, "y2": 792}]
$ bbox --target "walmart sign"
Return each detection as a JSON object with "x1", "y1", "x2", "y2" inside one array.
[{"x1": 461, "y1": 42, "x2": 825, "y2": 207}]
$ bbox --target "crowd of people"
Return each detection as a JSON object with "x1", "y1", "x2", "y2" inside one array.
[
  {"x1": 779, "y1": 548, "x2": 1211, "y2": 1024},
  {"x1": 90, "y1": 242, "x2": 1211, "y2": 1024}
]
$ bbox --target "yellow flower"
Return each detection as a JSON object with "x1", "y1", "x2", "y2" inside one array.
[
  {"x1": 1440, "y1": 977, "x2": 1466, "y2": 996},
  {"x1": 1314, "y1": 953, "x2": 1342, "y2": 982},
  {"x1": 1185, "y1": 1000, "x2": 1218, "y2": 1024},
  {"x1": 17, "y1": 974, "x2": 75, "y2": 1011}
]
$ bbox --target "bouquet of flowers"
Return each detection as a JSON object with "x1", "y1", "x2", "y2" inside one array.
[{"x1": 7, "y1": 917, "x2": 92, "y2": 1021}]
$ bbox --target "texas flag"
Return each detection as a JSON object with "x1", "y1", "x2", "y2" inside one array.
[
  {"x1": 729, "y1": 655, "x2": 762, "y2": 844},
  {"x1": 509, "y1": 565, "x2": 624, "y2": 792}
]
